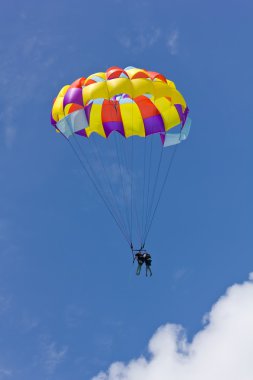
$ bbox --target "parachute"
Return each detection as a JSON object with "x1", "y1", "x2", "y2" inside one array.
[{"x1": 51, "y1": 66, "x2": 190, "y2": 250}]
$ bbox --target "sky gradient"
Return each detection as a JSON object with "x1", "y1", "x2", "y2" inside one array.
[{"x1": 0, "y1": 0, "x2": 253, "y2": 379}]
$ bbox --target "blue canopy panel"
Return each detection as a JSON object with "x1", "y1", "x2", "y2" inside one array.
[
  {"x1": 56, "y1": 109, "x2": 88, "y2": 138},
  {"x1": 163, "y1": 117, "x2": 191, "y2": 147}
]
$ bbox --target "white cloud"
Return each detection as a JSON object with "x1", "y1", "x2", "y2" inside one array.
[
  {"x1": 0, "y1": 295, "x2": 11, "y2": 315},
  {"x1": 19, "y1": 312, "x2": 39, "y2": 333},
  {"x1": 118, "y1": 27, "x2": 161, "y2": 53},
  {"x1": 65, "y1": 303, "x2": 89, "y2": 328},
  {"x1": 0, "y1": 368, "x2": 12, "y2": 378},
  {"x1": 92, "y1": 275, "x2": 253, "y2": 380},
  {"x1": 0, "y1": 29, "x2": 58, "y2": 149},
  {"x1": 40, "y1": 338, "x2": 68, "y2": 375},
  {"x1": 4, "y1": 125, "x2": 16, "y2": 149},
  {"x1": 167, "y1": 30, "x2": 179, "y2": 55},
  {"x1": 118, "y1": 35, "x2": 132, "y2": 50},
  {"x1": 0, "y1": 106, "x2": 16, "y2": 148},
  {"x1": 118, "y1": 26, "x2": 180, "y2": 56},
  {"x1": 173, "y1": 267, "x2": 188, "y2": 281}
]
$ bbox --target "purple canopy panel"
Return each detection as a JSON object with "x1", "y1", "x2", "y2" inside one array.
[
  {"x1": 160, "y1": 133, "x2": 166, "y2": 145},
  {"x1": 144, "y1": 115, "x2": 165, "y2": 136},
  {"x1": 103, "y1": 121, "x2": 125, "y2": 137},
  {"x1": 75, "y1": 129, "x2": 87, "y2": 137},
  {"x1": 84, "y1": 103, "x2": 92, "y2": 123},
  {"x1": 174, "y1": 104, "x2": 184, "y2": 123},
  {"x1": 50, "y1": 112, "x2": 57, "y2": 126},
  {"x1": 183, "y1": 107, "x2": 190, "y2": 126},
  {"x1": 63, "y1": 88, "x2": 84, "y2": 108}
]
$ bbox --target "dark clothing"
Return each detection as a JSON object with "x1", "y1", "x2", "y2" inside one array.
[
  {"x1": 134, "y1": 252, "x2": 144, "y2": 275},
  {"x1": 134, "y1": 252, "x2": 152, "y2": 276},
  {"x1": 143, "y1": 253, "x2": 152, "y2": 277}
]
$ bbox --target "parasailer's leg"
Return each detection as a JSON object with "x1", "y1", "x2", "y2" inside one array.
[
  {"x1": 146, "y1": 264, "x2": 152, "y2": 277},
  {"x1": 136, "y1": 263, "x2": 142, "y2": 275}
]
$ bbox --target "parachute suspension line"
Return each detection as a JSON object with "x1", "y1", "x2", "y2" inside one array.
[
  {"x1": 117, "y1": 135, "x2": 132, "y2": 235},
  {"x1": 114, "y1": 134, "x2": 132, "y2": 240},
  {"x1": 118, "y1": 136, "x2": 133, "y2": 239},
  {"x1": 133, "y1": 180, "x2": 143, "y2": 249},
  {"x1": 95, "y1": 85, "x2": 132, "y2": 244},
  {"x1": 130, "y1": 103, "x2": 134, "y2": 246},
  {"x1": 72, "y1": 133, "x2": 127, "y2": 239},
  {"x1": 143, "y1": 144, "x2": 178, "y2": 245},
  {"x1": 141, "y1": 126, "x2": 154, "y2": 248},
  {"x1": 118, "y1": 134, "x2": 143, "y2": 249},
  {"x1": 104, "y1": 94, "x2": 132, "y2": 241},
  {"x1": 130, "y1": 112, "x2": 143, "y2": 248},
  {"x1": 142, "y1": 135, "x2": 163, "y2": 243},
  {"x1": 68, "y1": 137, "x2": 131, "y2": 246},
  {"x1": 140, "y1": 134, "x2": 148, "y2": 247},
  {"x1": 140, "y1": 130, "x2": 152, "y2": 248},
  {"x1": 88, "y1": 134, "x2": 131, "y2": 242}
]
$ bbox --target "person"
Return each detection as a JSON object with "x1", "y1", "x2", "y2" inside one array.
[
  {"x1": 143, "y1": 252, "x2": 152, "y2": 277},
  {"x1": 134, "y1": 252, "x2": 145, "y2": 275}
]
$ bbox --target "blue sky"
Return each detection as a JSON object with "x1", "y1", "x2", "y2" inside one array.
[{"x1": 1, "y1": 0, "x2": 253, "y2": 379}]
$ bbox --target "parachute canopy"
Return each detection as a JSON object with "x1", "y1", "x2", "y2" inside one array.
[
  {"x1": 51, "y1": 66, "x2": 189, "y2": 143},
  {"x1": 50, "y1": 66, "x2": 190, "y2": 249}
]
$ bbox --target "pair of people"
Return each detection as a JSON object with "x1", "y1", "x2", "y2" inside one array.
[{"x1": 134, "y1": 251, "x2": 152, "y2": 277}]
